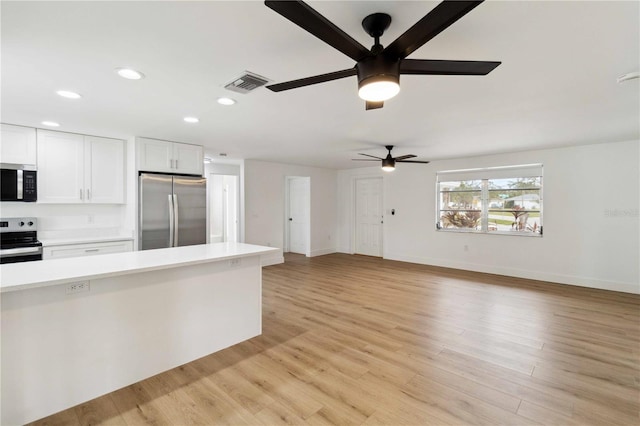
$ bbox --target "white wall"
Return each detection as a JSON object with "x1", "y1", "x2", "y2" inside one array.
[
  {"x1": 338, "y1": 140, "x2": 639, "y2": 294},
  {"x1": 244, "y1": 160, "x2": 337, "y2": 264}
]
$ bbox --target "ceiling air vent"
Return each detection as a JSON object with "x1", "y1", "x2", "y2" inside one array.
[{"x1": 224, "y1": 71, "x2": 270, "y2": 94}]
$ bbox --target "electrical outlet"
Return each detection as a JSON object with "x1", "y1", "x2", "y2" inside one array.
[
  {"x1": 229, "y1": 258, "x2": 241, "y2": 267},
  {"x1": 464, "y1": 245, "x2": 469, "y2": 252},
  {"x1": 66, "y1": 281, "x2": 90, "y2": 294}
]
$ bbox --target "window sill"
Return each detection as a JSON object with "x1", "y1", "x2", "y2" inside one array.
[{"x1": 436, "y1": 229, "x2": 542, "y2": 237}]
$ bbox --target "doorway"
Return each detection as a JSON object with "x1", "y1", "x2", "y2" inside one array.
[
  {"x1": 355, "y1": 177, "x2": 383, "y2": 257},
  {"x1": 209, "y1": 174, "x2": 239, "y2": 243},
  {"x1": 285, "y1": 176, "x2": 310, "y2": 255}
]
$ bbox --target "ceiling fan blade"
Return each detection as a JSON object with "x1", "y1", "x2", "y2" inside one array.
[
  {"x1": 396, "y1": 160, "x2": 431, "y2": 164},
  {"x1": 365, "y1": 101, "x2": 384, "y2": 110},
  {"x1": 383, "y1": 1, "x2": 483, "y2": 60},
  {"x1": 267, "y1": 68, "x2": 357, "y2": 92},
  {"x1": 265, "y1": 1, "x2": 370, "y2": 61},
  {"x1": 357, "y1": 153, "x2": 384, "y2": 159},
  {"x1": 352, "y1": 159, "x2": 381, "y2": 161},
  {"x1": 401, "y1": 59, "x2": 500, "y2": 75},
  {"x1": 393, "y1": 154, "x2": 417, "y2": 161}
]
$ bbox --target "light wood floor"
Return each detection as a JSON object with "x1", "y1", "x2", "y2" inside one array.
[{"x1": 32, "y1": 253, "x2": 640, "y2": 425}]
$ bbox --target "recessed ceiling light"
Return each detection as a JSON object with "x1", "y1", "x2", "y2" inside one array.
[
  {"x1": 184, "y1": 117, "x2": 199, "y2": 123},
  {"x1": 41, "y1": 121, "x2": 60, "y2": 127},
  {"x1": 217, "y1": 97, "x2": 236, "y2": 106},
  {"x1": 116, "y1": 68, "x2": 145, "y2": 80},
  {"x1": 56, "y1": 90, "x2": 82, "y2": 99}
]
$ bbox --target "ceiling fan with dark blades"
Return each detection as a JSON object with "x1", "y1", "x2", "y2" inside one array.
[
  {"x1": 353, "y1": 146, "x2": 430, "y2": 171},
  {"x1": 264, "y1": 0, "x2": 501, "y2": 110}
]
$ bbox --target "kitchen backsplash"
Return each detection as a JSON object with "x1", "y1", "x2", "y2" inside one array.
[{"x1": 0, "y1": 203, "x2": 132, "y2": 240}]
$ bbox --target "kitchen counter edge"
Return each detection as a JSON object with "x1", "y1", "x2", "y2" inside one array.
[{"x1": 0, "y1": 242, "x2": 278, "y2": 293}]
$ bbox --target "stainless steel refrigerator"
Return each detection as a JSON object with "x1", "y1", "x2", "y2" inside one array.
[{"x1": 138, "y1": 173, "x2": 206, "y2": 250}]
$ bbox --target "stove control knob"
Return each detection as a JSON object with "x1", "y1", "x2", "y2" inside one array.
[
  {"x1": 19, "y1": 221, "x2": 25, "y2": 227},
  {"x1": 28, "y1": 221, "x2": 34, "y2": 226}
]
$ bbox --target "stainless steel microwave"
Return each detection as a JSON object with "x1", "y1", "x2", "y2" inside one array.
[{"x1": 1, "y1": 168, "x2": 37, "y2": 202}]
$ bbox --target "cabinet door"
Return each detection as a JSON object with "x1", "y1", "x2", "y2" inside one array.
[
  {"x1": 137, "y1": 138, "x2": 173, "y2": 173},
  {"x1": 0, "y1": 124, "x2": 37, "y2": 165},
  {"x1": 174, "y1": 143, "x2": 203, "y2": 175},
  {"x1": 37, "y1": 130, "x2": 84, "y2": 203},
  {"x1": 85, "y1": 136, "x2": 125, "y2": 203}
]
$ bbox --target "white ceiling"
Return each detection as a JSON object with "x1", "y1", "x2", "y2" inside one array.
[{"x1": 2, "y1": 1, "x2": 638, "y2": 169}]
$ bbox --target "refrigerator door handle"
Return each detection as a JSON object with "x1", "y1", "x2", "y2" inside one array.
[
  {"x1": 168, "y1": 194, "x2": 175, "y2": 247},
  {"x1": 173, "y1": 194, "x2": 179, "y2": 246}
]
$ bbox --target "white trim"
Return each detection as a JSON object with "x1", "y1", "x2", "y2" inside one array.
[
  {"x1": 437, "y1": 163, "x2": 543, "y2": 181},
  {"x1": 309, "y1": 248, "x2": 336, "y2": 257},
  {"x1": 384, "y1": 252, "x2": 640, "y2": 295}
]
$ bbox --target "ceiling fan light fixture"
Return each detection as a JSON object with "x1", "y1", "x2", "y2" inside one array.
[
  {"x1": 358, "y1": 78, "x2": 400, "y2": 102},
  {"x1": 381, "y1": 157, "x2": 396, "y2": 172}
]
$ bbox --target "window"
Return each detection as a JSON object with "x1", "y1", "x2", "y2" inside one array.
[{"x1": 437, "y1": 164, "x2": 543, "y2": 236}]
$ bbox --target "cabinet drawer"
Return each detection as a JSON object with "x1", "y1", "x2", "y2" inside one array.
[{"x1": 43, "y1": 240, "x2": 133, "y2": 260}]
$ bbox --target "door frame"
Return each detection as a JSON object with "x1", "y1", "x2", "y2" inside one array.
[
  {"x1": 207, "y1": 164, "x2": 242, "y2": 244},
  {"x1": 352, "y1": 176, "x2": 384, "y2": 256},
  {"x1": 284, "y1": 176, "x2": 311, "y2": 256}
]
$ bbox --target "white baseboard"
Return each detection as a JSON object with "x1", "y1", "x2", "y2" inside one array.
[
  {"x1": 309, "y1": 248, "x2": 337, "y2": 257},
  {"x1": 383, "y1": 252, "x2": 640, "y2": 295}
]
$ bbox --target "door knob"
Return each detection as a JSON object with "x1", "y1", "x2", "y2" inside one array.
[{"x1": 289, "y1": 218, "x2": 293, "y2": 221}]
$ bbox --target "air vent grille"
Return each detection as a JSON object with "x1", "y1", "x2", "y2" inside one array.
[{"x1": 224, "y1": 71, "x2": 270, "y2": 94}]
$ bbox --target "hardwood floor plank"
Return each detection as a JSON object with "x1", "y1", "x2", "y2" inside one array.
[
  {"x1": 255, "y1": 401, "x2": 309, "y2": 425},
  {"x1": 516, "y1": 400, "x2": 581, "y2": 425},
  {"x1": 73, "y1": 395, "x2": 126, "y2": 426},
  {"x1": 27, "y1": 407, "x2": 81, "y2": 426},
  {"x1": 109, "y1": 383, "x2": 173, "y2": 426},
  {"x1": 30, "y1": 253, "x2": 640, "y2": 425}
]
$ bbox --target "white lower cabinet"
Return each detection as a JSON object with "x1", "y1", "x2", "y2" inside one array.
[{"x1": 43, "y1": 240, "x2": 133, "y2": 260}]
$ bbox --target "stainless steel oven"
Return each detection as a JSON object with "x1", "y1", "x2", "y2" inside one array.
[
  {"x1": 0, "y1": 217, "x2": 42, "y2": 264},
  {"x1": 1, "y1": 168, "x2": 37, "y2": 202}
]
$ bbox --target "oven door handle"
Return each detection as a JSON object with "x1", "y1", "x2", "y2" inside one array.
[{"x1": 0, "y1": 246, "x2": 43, "y2": 256}]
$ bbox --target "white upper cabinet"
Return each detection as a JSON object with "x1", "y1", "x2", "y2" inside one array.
[
  {"x1": 173, "y1": 142, "x2": 204, "y2": 175},
  {"x1": 1, "y1": 124, "x2": 37, "y2": 166},
  {"x1": 137, "y1": 137, "x2": 203, "y2": 175},
  {"x1": 85, "y1": 136, "x2": 125, "y2": 204},
  {"x1": 37, "y1": 130, "x2": 84, "y2": 203},
  {"x1": 37, "y1": 130, "x2": 125, "y2": 204},
  {"x1": 136, "y1": 138, "x2": 173, "y2": 173}
]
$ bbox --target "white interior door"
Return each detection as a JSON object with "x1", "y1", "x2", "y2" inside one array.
[
  {"x1": 287, "y1": 177, "x2": 309, "y2": 255},
  {"x1": 355, "y1": 177, "x2": 383, "y2": 257}
]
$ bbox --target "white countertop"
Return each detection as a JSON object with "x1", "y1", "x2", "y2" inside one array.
[
  {"x1": 0, "y1": 243, "x2": 278, "y2": 293},
  {"x1": 39, "y1": 235, "x2": 134, "y2": 246}
]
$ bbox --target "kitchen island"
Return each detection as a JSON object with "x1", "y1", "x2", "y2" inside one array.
[{"x1": 1, "y1": 242, "x2": 278, "y2": 425}]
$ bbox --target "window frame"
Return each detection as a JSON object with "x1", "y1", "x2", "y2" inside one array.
[{"x1": 436, "y1": 164, "x2": 543, "y2": 237}]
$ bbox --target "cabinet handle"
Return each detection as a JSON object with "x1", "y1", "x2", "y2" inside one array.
[
  {"x1": 84, "y1": 249, "x2": 100, "y2": 252},
  {"x1": 175, "y1": 159, "x2": 178, "y2": 169},
  {"x1": 80, "y1": 189, "x2": 83, "y2": 200},
  {"x1": 87, "y1": 189, "x2": 91, "y2": 200}
]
